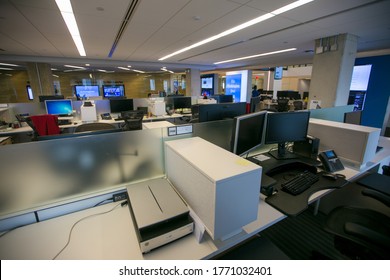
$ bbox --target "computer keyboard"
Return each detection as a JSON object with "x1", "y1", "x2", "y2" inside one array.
[{"x1": 281, "y1": 171, "x2": 319, "y2": 195}]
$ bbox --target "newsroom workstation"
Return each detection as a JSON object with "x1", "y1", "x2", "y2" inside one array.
[{"x1": 0, "y1": 95, "x2": 389, "y2": 259}]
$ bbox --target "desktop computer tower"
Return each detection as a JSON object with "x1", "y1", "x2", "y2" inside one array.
[{"x1": 293, "y1": 135, "x2": 320, "y2": 160}]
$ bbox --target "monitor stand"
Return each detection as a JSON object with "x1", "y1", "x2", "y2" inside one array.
[{"x1": 268, "y1": 142, "x2": 298, "y2": 160}]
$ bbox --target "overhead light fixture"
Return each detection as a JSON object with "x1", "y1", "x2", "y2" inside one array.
[
  {"x1": 214, "y1": 48, "x2": 297, "y2": 64},
  {"x1": 55, "y1": 0, "x2": 87, "y2": 56},
  {"x1": 0, "y1": 67, "x2": 13, "y2": 70},
  {"x1": 161, "y1": 67, "x2": 174, "y2": 74},
  {"x1": 132, "y1": 69, "x2": 145, "y2": 73},
  {"x1": 118, "y1": 67, "x2": 131, "y2": 71},
  {"x1": 64, "y1": 64, "x2": 85, "y2": 69},
  {"x1": 52, "y1": 74, "x2": 59, "y2": 78},
  {"x1": 97, "y1": 69, "x2": 114, "y2": 73},
  {"x1": 0, "y1": 63, "x2": 19, "y2": 67},
  {"x1": 159, "y1": 0, "x2": 313, "y2": 61}
]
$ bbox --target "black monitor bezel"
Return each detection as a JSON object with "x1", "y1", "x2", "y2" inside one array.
[
  {"x1": 264, "y1": 110, "x2": 310, "y2": 159},
  {"x1": 231, "y1": 110, "x2": 267, "y2": 156}
]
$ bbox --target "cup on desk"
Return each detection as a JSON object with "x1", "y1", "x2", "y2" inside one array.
[{"x1": 12, "y1": 122, "x2": 20, "y2": 129}]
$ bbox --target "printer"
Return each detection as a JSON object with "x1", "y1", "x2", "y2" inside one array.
[
  {"x1": 126, "y1": 178, "x2": 193, "y2": 253},
  {"x1": 80, "y1": 100, "x2": 97, "y2": 122}
]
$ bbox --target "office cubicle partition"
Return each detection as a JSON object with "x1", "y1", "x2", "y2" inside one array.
[{"x1": 0, "y1": 128, "x2": 165, "y2": 218}]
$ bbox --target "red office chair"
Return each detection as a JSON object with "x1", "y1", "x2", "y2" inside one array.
[{"x1": 26, "y1": 115, "x2": 61, "y2": 139}]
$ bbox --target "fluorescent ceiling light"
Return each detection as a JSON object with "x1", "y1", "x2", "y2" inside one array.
[
  {"x1": 0, "y1": 67, "x2": 13, "y2": 70},
  {"x1": 0, "y1": 63, "x2": 19, "y2": 67},
  {"x1": 97, "y1": 69, "x2": 114, "y2": 73},
  {"x1": 118, "y1": 67, "x2": 131, "y2": 71},
  {"x1": 55, "y1": 0, "x2": 86, "y2": 56},
  {"x1": 214, "y1": 48, "x2": 297, "y2": 64},
  {"x1": 159, "y1": 0, "x2": 313, "y2": 61},
  {"x1": 132, "y1": 69, "x2": 145, "y2": 73},
  {"x1": 161, "y1": 67, "x2": 174, "y2": 74},
  {"x1": 64, "y1": 64, "x2": 85, "y2": 69}
]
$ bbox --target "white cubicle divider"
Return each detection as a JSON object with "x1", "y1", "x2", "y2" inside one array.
[
  {"x1": 308, "y1": 118, "x2": 381, "y2": 170},
  {"x1": 165, "y1": 137, "x2": 262, "y2": 241}
]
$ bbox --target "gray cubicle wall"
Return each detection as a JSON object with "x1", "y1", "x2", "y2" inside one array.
[
  {"x1": 0, "y1": 128, "x2": 165, "y2": 218},
  {"x1": 309, "y1": 105, "x2": 355, "y2": 122}
]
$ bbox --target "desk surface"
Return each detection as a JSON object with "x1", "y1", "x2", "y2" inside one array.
[{"x1": 0, "y1": 137, "x2": 388, "y2": 260}]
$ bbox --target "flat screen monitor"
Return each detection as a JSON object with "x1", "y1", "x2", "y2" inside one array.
[
  {"x1": 201, "y1": 76, "x2": 213, "y2": 89},
  {"x1": 103, "y1": 85, "x2": 125, "y2": 98},
  {"x1": 26, "y1": 85, "x2": 33, "y2": 100},
  {"x1": 39, "y1": 95, "x2": 64, "y2": 102},
  {"x1": 350, "y1": 64, "x2": 372, "y2": 91},
  {"x1": 45, "y1": 99, "x2": 73, "y2": 116},
  {"x1": 265, "y1": 110, "x2": 310, "y2": 159},
  {"x1": 109, "y1": 98, "x2": 134, "y2": 113},
  {"x1": 75, "y1": 85, "x2": 100, "y2": 98},
  {"x1": 231, "y1": 111, "x2": 267, "y2": 156},
  {"x1": 210, "y1": 94, "x2": 233, "y2": 103},
  {"x1": 168, "y1": 96, "x2": 192, "y2": 110},
  {"x1": 193, "y1": 102, "x2": 247, "y2": 123}
]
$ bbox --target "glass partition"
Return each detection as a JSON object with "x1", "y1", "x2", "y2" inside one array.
[{"x1": 0, "y1": 128, "x2": 165, "y2": 217}]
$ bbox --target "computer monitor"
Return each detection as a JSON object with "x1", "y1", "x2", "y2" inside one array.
[
  {"x1": 102, "y1": 85, "x2": 125, "y2": 98},
  {"x1": 74, "y1": 85, "x2": 100, "y2": 99},
  {"x1": 39, "y1": 95, "x2": 64, "y2": 102},
  {"x1": 109, "y1": 98, "x2": 134, "y2": 113},
  {"x1": 192, "y1": 102, "x2": 247, "y2": 123},
  {"x1": 210, "y1": 94, "x2": 233, "y2": 103},
  {"x1": 265, "y1": 110, "x2": 310, "y2": 159},
  {"x1": 45, "y1": 99, "x2": 73, "y2": 116},
  {"x1": 167, "y1": 96, "x2": 192, "y2": 110},
  {"x1": 231, "y1": 111, "x2": 267, "y2": 156}
]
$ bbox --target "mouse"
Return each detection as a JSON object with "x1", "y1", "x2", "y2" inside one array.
[{"x1": 322, "y1": 173, "x2": 337, "y2": 180}]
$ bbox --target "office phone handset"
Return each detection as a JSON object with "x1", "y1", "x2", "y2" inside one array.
[
  {"x1": 319, "y1": 150, "x2": 344, "y2": 173},
  {"x1": 100, "y1": 113, "x2": 112, "y2": 120}
]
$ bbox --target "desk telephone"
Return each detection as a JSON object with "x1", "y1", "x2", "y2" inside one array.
[
  {"x1": 319, "y1": 150, "x2": 344, "y2": 173},
  {"x1": 100, "y1": 113, "x2": 112, "y2": 120}
]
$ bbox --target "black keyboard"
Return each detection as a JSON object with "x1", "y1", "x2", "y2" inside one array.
[{"x1": 281, "y1": 171, "x2": 319, "y2": 195}]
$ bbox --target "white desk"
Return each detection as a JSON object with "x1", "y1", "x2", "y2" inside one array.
[{"x1": 0, "y1": 138, "x2": 388, "y2": 260}]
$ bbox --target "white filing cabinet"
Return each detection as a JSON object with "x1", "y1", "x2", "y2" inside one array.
[{"x1": 165, "y1": 137, "x2": 262, "y2": 241}]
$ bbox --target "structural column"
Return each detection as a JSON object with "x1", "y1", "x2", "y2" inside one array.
[
  {"x1": 309, "y1": 33, "x2": 358, "y2": 108},
  {"x1": 26, "y1": 62, "x2": 55, "y2": 102},
  {"x1": 185, "y1": 68, "x2": 201, "y2": 97}
]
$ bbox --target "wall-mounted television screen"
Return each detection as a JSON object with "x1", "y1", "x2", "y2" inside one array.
[
  {"x1": 274, "y1": 66, "x2": 283, "y2": 80},
  {"x1": 75, "y1": 85, "x2": 100, "y2": 98},
  {"x1": 103, "y1": 85, "x2": 125, "y2": 98},
  {"x1": 201, "y1": 76, "x2": 213, "y2": 89},
  {"x1": 350, "y1": 65, "x2": 372, "y2": 91},
  {"x1": 26, "y1": 85, "x2": 33, "y2": 100}
]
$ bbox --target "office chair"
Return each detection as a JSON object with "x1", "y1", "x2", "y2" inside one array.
[
  {"x1": 120, "y1": 110, "x2": 144, "y2": 131},
  {"x1": 276, "y1": 99, "x2": 289, "y2": 112},
  {"x1": 323, "y1": 172, "x2": 390, "y2": 259},
  {"x1": 74, "y1": 122, "x2": 116, "y2": 133},
  {"x1": 293, "y1": 100, "x2": 303, "y2": 111},
  {"x1": 26, "y1": 115, "x2": 61, "y2": 140}
]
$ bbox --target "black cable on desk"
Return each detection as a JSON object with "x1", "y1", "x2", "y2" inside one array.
[{"x1": 52, "y1": 202, "x2": 126, "y2": 260}]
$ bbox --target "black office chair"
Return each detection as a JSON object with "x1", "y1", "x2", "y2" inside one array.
[
  {"x1": 293, "y1": 100, "x2": 303, "y2": 111},
  {"x1": 276, "y1": 99, "x2": 289, "y2": 112},
  {"x1": 323, "y1": 172, "x2": 390, "y2": 259},
  {"x1": 74, "y1": 122, "x2": 116, "y2": 133},
  {"x1": 120, "y1": 110, "x2": 144, "y2": 131}
]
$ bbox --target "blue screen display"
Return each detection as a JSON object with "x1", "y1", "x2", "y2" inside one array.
[
  {"x1": 45, "y1": 100, "x2": 73, "y2": 115},
  {"x1": 75, "y1": 85, "x2": 100, "y2": 98},
  {"x1": 103, "y1": 85, "x2": 125, "y2": 97}
]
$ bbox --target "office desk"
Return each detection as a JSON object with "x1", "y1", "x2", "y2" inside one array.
[
  {"x1": 0, "y1": 138, "x2": 388, "y2": 259},
  {"x1": 0, "y1": 180, "x2": 285, "y2": 260}
]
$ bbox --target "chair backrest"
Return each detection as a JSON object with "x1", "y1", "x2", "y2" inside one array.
[
  {"x1": 28, "y1": 115, "x2": 60, "y2": 137},
  {"x1": 277, "y1": 99, "x2": 289, "y2": 112},
  {"x1": 293, "y1": 100, "x2": 303, "y2": 111},
  {"x1": 120, "y1": 110, "x2": 144, "y2": 131},
  {"x1": 74, "y1": 122, "x2": 116, "y2": 133}
]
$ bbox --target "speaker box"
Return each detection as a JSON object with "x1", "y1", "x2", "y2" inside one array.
[{"x1": 293, "y1": 135, "x2": 320, "y2": 159}]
